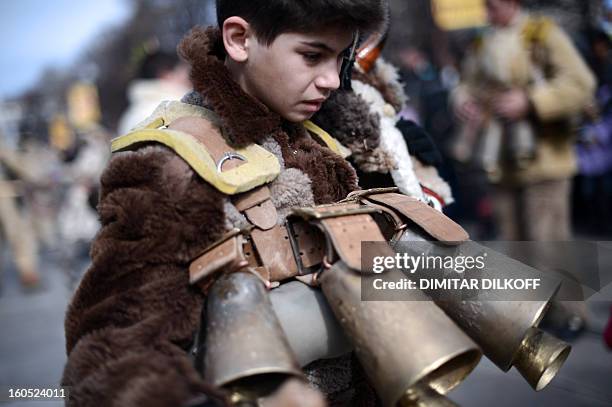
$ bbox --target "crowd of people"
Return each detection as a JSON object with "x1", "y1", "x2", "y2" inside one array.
[
  {"x1": 0, "y1": 49, "x2": 191, "y2": 290},
  {"x1": 0, "y1": 124, "x2": 108, "y2": 289},
  {"x1": 395, "y1": 0, "x2": 612, "y2": 241}
]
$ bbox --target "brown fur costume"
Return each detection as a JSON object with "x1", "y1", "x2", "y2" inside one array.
[
  {"x1": 63, "y1": 27, "x2": 359, "y2": 406},
  {"x1": 313, "y1": 90, "x2": 396, "y2": 174}
]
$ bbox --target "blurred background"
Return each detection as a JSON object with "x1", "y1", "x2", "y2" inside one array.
[{"x1": 0, "y1": 0, "x2": 611, "y2": 406}]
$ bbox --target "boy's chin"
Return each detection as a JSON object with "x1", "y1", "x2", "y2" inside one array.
[{"x1": 283, "y1": 110, "x2": 315, "y2": 123}]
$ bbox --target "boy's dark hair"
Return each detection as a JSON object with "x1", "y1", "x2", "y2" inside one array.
[
  {"x1": 216, "y1": 0, "x2": 386, "y2": 45},
  {"x1": 138, "y1": 51, "x2": 180, "y2": 80}
]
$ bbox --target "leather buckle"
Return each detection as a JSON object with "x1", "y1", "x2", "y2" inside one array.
[
  {"x1": 189, "y1": 226, "x2": 255, "y2": 286},
  {"x1": 285, "y1": 219, "x2": 324, "y2": 276}
]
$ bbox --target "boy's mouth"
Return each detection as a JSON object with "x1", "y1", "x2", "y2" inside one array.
[{"x1": 302, "y1": 98, "x2": 326, "y2": 112}]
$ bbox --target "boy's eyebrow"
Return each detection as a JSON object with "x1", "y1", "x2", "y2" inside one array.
[{"x1": 299, "y1": 41, "x2": 337, "y2": 54}]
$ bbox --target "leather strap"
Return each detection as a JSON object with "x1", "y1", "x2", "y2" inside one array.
[
  {"x1": 191, "y1": 199, "x2": 402, "y2": 286},
  {"x1": 244, "y1": 200, "x2": 277, "y2": 231},
  {"x1": 189, "y1": 232, "x2": 247, "y2": 287},
  {"x1": 190, "y1": 219, "x2": 325, "y2": 286},
  {"x1": 360, "y1": 201, "x2": 406, "y2": 242},
  {"x1": 232, "y1": 186, "x2": 278, "y2": 231},
  {"x1": 233, "y1": 186, "x2": 272, "y2": 212},
  {"x1": 319, "y1": 213, "x2": 387, "y2": 271},
  {"x1": 289, "y1": 221, "x2": 325, "y2": 269},
  {"x1": 251, "y1": 225, "x2": 299, "y2": 281},
  {"x1": 168, "y1": 116, "x2": 245, "y2": 172},
  {"x1": 289, "y1": 203, "x2": 387, "y2": 272},
  {"x1": 364, "y1": 193, "x2": 469, "y2": 244}
]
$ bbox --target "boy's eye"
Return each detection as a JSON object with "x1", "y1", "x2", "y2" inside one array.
[{"x1": 302, "y1": 52, "x2": 322, "y2": 63}]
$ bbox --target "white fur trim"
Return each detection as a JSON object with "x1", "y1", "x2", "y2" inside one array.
[
  {"x1": 374, "y1": 58, "x2": 409, "y2": 107},
  {"x1": 411, "y1": 157, "x2": 455, "y2": 206}
]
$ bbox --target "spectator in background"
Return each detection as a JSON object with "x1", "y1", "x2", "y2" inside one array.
[
  {"x1": 452, "y1": 0, "x2": 595, "y2": 242},
  {"x1": 117, "y1": 50, "x2": 191, "y2": 134},
  {"x1": 574, "y1": 28, "x2": 612, "y2": 236},
  {"x1": 579, "y1": 26, "x2": 612, "y2": 351},
  {"x1": 0, "y1": 141, "x2": 41, "y2": 288},
  {"x1": 452, "y1": 0, "x2": 596, "y2": 336}
]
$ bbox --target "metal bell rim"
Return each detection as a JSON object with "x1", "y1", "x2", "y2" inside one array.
[
  {"x1": 504, "y1": 296, "x2": 556, "y2": 372},
  {"x1": 534, "y1": 344, "x2": 571, "y2": 391},
  {"x1": 419, "y1": 347, "x2": 482, "y2": 395},
  {"x1": 212, "y1": 366, "x2": 304, "y2": 389},
  {"x1": 385, "y1": 347, "x2": 482, "y2": 407}
]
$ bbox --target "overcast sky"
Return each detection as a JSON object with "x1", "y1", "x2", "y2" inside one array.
[{"x1": 0, "y1": 0, "x2": 131, "y2": 100}]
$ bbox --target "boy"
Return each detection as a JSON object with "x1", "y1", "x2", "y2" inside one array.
[
  {"x1": 62, "y1": 1, "x2": 385, "y2": 406},
  {"x1": 452, "y1": 0, "x2": 595, "y2": 240}
]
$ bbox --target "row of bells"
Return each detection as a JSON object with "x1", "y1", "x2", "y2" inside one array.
[{"x1": 200, "y1": 239, "x2": 570, "y2": 407}]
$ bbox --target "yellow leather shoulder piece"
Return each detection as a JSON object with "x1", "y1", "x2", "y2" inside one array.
[
  {"x1": 132, "y1": 100, "x2": 222, "y2": 130},
  {"x1": 302, "y1": 120, "x2": 351, "y2": 158},
  {"x1": 111, "y1": 102, "x2": 281, "y2": 195}
]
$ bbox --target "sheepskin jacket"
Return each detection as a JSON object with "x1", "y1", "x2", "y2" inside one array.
[{"x1": 62, "y1": 26, "x2": 359, "y2": 407}]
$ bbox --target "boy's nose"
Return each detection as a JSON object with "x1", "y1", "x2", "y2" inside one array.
[{"x1": 315, "y1": 65, "x2": 341, "y2": 91}]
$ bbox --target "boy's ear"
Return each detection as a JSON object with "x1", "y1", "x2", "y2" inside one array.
[{"x1": 222, "y1": 16, "x2": 251, "y2": 63}]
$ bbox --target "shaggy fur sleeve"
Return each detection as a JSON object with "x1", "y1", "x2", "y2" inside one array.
[{"x1": 62, "y1": 145, "x2": 227, "y2": 406}]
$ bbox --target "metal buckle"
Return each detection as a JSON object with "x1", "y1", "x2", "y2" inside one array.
[
  {"x1": 285, "y1": 219, "x2": 306, "y2": 276},
  {"x1": 216, "y1": 152, "x2": 247, "y2": 172},
  {"x1": 285, "y1": 219, "x2": 322, "y2": 276},
  {"x1": 192, "y1": 225, "x2": 254, "y2": 261}
]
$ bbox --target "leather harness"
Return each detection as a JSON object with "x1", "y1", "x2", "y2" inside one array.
[
  {"x1": 115, "y1": 110, "x2": 469, "y2": 289},
  {"x1": 189, "y1": 184, "x2": 469, "y2": 290}
]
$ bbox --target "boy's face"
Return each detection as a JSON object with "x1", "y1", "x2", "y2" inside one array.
[{"x1": 241, "y1": 26, "x2": 354, "y2": 122}]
